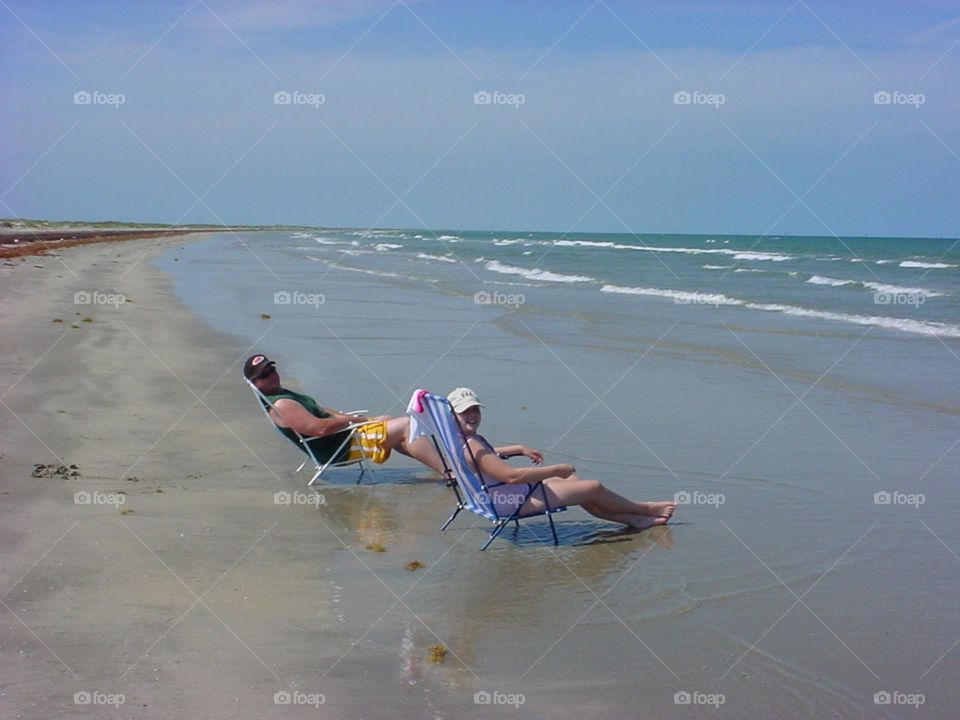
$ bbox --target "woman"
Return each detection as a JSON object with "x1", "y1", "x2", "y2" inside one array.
[{"x1": 447, "y1": 387, "x2": 676, "y2": 529}]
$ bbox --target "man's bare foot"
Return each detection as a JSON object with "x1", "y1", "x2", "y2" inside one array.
[
  {"x1": 626, "y1": 514, "x2": 670, "y2": 530},
  {"x1": 640, "y1": 501, "x2": 677, "y2": 519}
]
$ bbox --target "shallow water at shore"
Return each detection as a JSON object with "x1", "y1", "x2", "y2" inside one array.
[{"x1": 152, "y1": 231, "x2": 960, "y2": 717}]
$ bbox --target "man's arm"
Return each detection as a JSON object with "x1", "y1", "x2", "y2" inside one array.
[{"x1": 271, "y1": 399, "x2": 362, "y2": 438}]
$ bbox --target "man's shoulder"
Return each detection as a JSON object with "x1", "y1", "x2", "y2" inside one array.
[{"x1": 271, "y1": 388, "x2": 315, "y2": 404}]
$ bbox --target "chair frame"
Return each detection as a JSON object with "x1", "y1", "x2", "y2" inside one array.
[
  {"x1": 246, "y1": 378, "x2": 369, "y2": 485},
  {"x1": 414, "y1": 393, "x2": 566, "y2": 550}
]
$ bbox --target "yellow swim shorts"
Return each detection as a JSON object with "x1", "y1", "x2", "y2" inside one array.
[{"x1": 342, "y1": 420, "x2": 391, "y2": 465}]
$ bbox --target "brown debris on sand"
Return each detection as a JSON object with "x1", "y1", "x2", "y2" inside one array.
[
  {"x1": 31, "y1": 463, "x2": 81, "y2": 478},
  {"x1": 0, "y1": 229, "x2": 206, "y2": 259}
]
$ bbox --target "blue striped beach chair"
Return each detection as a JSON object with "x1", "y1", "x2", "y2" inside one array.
[
  {"x1": 408, "y1": 390, "x2": 566, "y2": 550},
  {"x1": 246, "y1": 378, "x2": 369, "y2": 485}
]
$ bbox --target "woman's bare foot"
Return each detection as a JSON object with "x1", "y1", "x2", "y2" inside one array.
[
  {"x1": 626, "y1": 514, "x2": 670, "y2": 530},
  {"x1": 639, "y1": 501, "x2": 677, "y2": 519}
]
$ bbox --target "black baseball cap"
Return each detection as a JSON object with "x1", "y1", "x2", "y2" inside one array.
[{"x1": 243, "y1": 354, "x2": 276, "y2": 380}]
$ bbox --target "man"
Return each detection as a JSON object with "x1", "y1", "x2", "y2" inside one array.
[{"x1": 244, "y1": 354, "x2": 445, "y2": 474}]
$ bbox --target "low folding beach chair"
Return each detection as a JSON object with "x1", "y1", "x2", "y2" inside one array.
[
  {"x1": 407, "y1": 390, "x2": 566, "y2": 550},
  {"x1": 246, "y1": 379, "x2": 369, "y2": 486}
]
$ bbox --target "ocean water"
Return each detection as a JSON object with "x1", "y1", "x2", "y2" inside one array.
[
  {"x1": 156, "y1": 229, "x2": 959, "y2": 718},
  {"x1": 287, "y1": 228, "x2": 960, "y2": 338}
]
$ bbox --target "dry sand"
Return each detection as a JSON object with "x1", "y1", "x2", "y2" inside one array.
[{"x1": 0, "y1": 237, "x2": 364, "y2": 718}]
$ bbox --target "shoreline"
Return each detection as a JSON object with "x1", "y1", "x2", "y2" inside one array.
[{"x1": 0, "y1": 228, "x2": 215, "y2": 259}]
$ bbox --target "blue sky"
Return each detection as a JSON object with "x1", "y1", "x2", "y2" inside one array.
[{"x1": 1, "y1": 0, "x2": 958, "y2": 237}]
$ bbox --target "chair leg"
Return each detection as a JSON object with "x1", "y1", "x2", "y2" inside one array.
[
  {"x1": 547, "y1": 509, "x2": 559, "y2": 545},
  {"x1": 356, "y1": 462, "x2": 365, "y2": 485},
  {"x1": 308, "y1": 468, "x2": 323, "y2": 487},
  {"x1": 439, "y1": 505, "x2": 462, "y2": 531},
  {"x1": 481, "y1": 521, "x2": 508, "y2": 551}
]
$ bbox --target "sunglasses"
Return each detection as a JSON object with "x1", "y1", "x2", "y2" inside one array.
[{"x1": 254, "y1": 364, "x2": 277, "y2": 380}]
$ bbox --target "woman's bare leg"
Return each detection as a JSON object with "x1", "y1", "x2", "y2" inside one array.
[
  {"x1": 549, "y1": 477, "x2": 676, "y2": 519},
  {"x1": 519, "y1": 478, "x2": 676, "y2": 525},
  {"x1": 581, "y1": 502, "x2": 668, "y2": 529}
]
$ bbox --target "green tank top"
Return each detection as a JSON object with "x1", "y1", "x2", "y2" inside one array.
[{"x1": 265, "y1": 389, "x2": 351, "y2": 465}]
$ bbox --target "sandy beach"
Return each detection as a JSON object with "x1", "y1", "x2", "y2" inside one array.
[
  {"x1": 0, "y1": 236, "x2": 367, "y2": 718},
  {"x1": 2, "y1": 230, "x2": 956, "y2": 719}
]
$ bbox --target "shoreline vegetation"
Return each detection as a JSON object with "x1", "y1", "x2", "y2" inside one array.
[{"x1": 0, "y1": 218, "x2": 318, "y2": 259}]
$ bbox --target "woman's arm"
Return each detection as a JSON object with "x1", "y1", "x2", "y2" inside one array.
[
  {"x1": 469, "y1": 438, "x2": 571, "y2": 484},
  {"x1": 493, "y1": 444, "x2": 544, "y2": 464}
]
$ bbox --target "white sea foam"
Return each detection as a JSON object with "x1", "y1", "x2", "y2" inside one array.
[
  {"x1": 437, "y1": 234, "x2": 459, "y2": 240},
  {"x1": 485, "y1": 260, "x2": 595, "y2": 284},
  {"x1": 807, "y1": 275, "x2": 854, "y2": 287},
  {"x1": 313, "y1": 237, "x2": 345, "y2": 245},
  {"x1": 732, "y1": 251, "x2": 794, "y2": 262},
  {"x1": 331, "y1": 264, "x2": 401, "y2": 278},
  {"x1": 600, "y1": 284, "x2": 960, "y2": 337},
  {"x1": 745, "y1": 303, "x2": 960, "y2": 337},
  {"x1": 416, "y1": 252, "x2": 457, "y2": 263},
  {"x1": 734, "y1": 268, "x2": 767, "y2": 273},
  {"x1": 862, "y1": 281, "x2": 942, "y2": 297},
  {"x1": 493, "y1": 238, "x2": 524, "y2": 246},
  {"x1": 483, "y1": 279, "x2": 545, "y2": 287},
  {"x1": 552, "y1": 239, "x2": 794, "y2": 261},
  {"x1": 900, "y1": 260, "x2": 955, "y2": 269},
  {"x1": 601, "y1": 284, "x2": 742, "y2": 306},
  {"x1": 806, "y1": 275, "x2": 943, "y2": 297},
  {"x1": 702, "y1": 264, "x2": 729, "y2": 270},
  {"x1": 374, "y1": 243, "x2": 403, "y2": 251}
]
